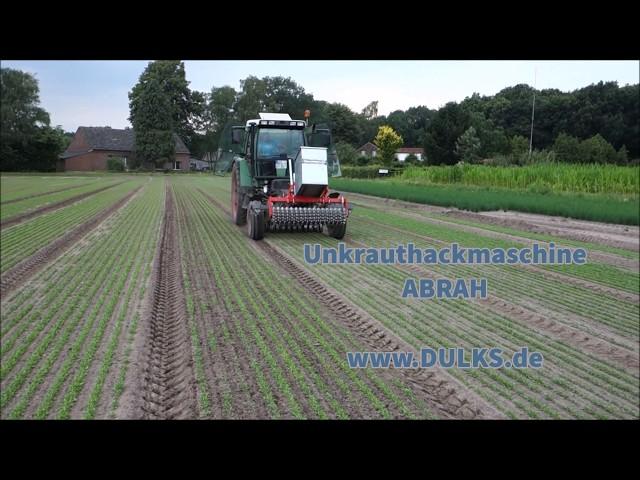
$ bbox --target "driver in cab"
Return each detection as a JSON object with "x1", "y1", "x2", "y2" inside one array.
[{"x1": 258, "y1": 132, "x2": 286, "y2": 157}]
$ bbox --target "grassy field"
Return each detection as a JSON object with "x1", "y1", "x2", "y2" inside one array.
[
  {"x1": 329, "y1": 178, "x2": 640, "y2": 225},
  {"x1": 1, "y1": 173, "x2": 638, "y2": 419},
  {"x1": 398, "y1": 163, "x2": 640, "y2": 195}
]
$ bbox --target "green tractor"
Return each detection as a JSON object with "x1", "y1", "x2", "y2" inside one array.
[{"x1": 215, "y1": 112, "x2": 350, "y2": 241}]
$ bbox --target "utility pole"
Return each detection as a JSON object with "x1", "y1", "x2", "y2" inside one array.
[{"x1": 529, "y1": 68, "x2": 537, "y2": 158}]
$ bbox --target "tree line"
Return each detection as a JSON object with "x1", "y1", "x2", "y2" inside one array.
[{"x1": 1, "y1": 61, "x2": 638, "y2": 171}]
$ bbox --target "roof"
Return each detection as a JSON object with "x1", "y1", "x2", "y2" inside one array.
[
  {"x1": 258, "y1": 113, "x2": 292, "y2": 121},
  {"x1": 61, "y1": 127, "x2": 189, "y2": 158},
  {"x1": 396, "y1": 147, "x2": 424, "y2": 154},
  {"x1": 357, "y1": 142, "x2": 377, "y2": 151}
]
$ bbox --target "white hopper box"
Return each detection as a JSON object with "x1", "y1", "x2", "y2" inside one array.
[{"x1": 294, "y1": 146, "x2": 329, "y2": 197}]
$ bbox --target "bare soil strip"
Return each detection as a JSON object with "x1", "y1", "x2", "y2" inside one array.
[
  {"x1": 136, "y1": 184, "x2": 197, "y2": 419},
  {"x1": 1, "y1": 182, "x2": 122, "y2": 229},
  {"x1": 0, "y1": 187, "x2": 141, "y2": 298},
  {"x1": 1, "y1": 183, "x2": 94, "y2": 205},
  {"x1": 447, "y1": 210, "x2": 640, "y2": 252}
]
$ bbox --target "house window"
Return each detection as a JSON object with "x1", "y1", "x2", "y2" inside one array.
[
  {"x1": 123, "y1": 157, "x2": 127, "y2": 168},
  {"x1": 372, "y1": 151, "x2": 376, "y2": 157}
]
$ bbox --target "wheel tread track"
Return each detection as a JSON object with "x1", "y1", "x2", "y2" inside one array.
[{"x1": 139, "y1": 183, "x2": 197, "y2": 419}]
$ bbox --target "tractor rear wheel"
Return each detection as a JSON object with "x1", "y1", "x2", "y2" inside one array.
[
  {"x1": 247, "y1": 203, "x2": 265, "y2": 240},
  {"x1": 231, "y1": 162, "x2": 247, "y2": 225},
  {"x1": 327, "y1": 222, "x2": 347, "y2": 239}
]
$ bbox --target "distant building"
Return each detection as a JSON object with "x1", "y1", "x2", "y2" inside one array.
[
  {"x1": 190, "y1": 158, "x2": 210, "y2": 171},
  {"x1": 357, "y1": 142, "x2": 378, "y2": 158},
  {"x1": 356, "y1": 142, "x2": 425, "y2": 162},
  {"x1": 59, "y1": 126, "x2": 190, "y2": 171},
  {"x1": 395, "y1": 147, "x2": 424, "y2": 162}
]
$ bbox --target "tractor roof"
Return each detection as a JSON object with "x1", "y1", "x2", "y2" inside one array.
[{"x1": 246, "y1": 112, "x2": 305, "y2": 127}]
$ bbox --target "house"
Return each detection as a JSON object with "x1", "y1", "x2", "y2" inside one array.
[
  {"x1": 356, "y1": 142, "x2": 378, "y2": 158},
  {"x1": 59, "y1": 126, "x2": 190, "y2": 171},
  {"x1": 395, "y1": 147, "x2": 424, "y2": 162},
  {"x1": 356, "y1": 142, "x2": 425, "y2": 162}
]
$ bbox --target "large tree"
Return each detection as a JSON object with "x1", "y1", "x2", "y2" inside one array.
[
  {"x1": 1, "y1": 67, "x2": 65, "y2": 171},
  {"x1": 128, "y1": 60, "x2": 199, "y2": 149},
  {"x1": 129, "y1": 78, "x2": 175, "y2": 168},
  {"x1": 424, "y1": 102, "x2": 471, "y2": 165}
]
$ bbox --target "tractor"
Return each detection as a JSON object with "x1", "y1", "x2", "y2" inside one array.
[{"x1": 215, "y1": 112, "x2": 350, "y2": 240}]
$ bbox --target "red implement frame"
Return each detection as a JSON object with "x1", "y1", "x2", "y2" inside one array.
[{"x1": 267, "y1": 184, "x2": 349, "y2": 219}]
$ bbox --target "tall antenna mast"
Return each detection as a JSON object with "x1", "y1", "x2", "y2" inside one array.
[{"x1": 528, "y1": 67, "x2": 537, "y2": 158}]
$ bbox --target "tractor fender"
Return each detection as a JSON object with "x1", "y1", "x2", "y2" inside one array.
[{"x1": 234, "y1": 157, "x2": 252, "y2": 188}]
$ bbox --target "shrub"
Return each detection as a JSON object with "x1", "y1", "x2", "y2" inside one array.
[
  {"x1": 404, "y1": 154, "x2": 419, "y2": 164},
  {"x1": 335, "y1": 142, "x2": 357, "y2": 165},
  {"x1": 107, "y1": 157, "x2": 125, "y2": 171},
  {"x1": 355, "y1": 155, "x2": 371, "y2": 166}
]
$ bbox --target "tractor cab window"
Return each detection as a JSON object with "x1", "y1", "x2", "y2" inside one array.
[{"x1": 256, "y1": 128, "x2": 304, "y2": 159}]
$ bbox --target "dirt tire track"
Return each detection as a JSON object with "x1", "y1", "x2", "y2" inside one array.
[
  {"x1": 0, "y1": 186, "x2": 142, "y2": 298},
  {"x1": 1, "y1": 182, "x2": 123, "y2": 229},
  {"x1": 137, "y1": 182, "x2": 197, "y2": 419}
]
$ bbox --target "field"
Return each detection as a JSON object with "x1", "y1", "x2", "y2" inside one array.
[
  {"x1": 1, "y1": 173, "x2": 638, "y2": 419},
  {"x1": 329, "y1": 178, "x2": 640, "y2": 225}
]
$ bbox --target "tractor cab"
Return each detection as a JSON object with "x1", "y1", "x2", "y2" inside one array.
[{"x1": 214, "y1": 113, "x2": 341, "y2": 178}]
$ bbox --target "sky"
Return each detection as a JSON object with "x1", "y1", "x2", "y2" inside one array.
[{"x1": 2, "y1": 60, "x2": 638, "y2": 132}]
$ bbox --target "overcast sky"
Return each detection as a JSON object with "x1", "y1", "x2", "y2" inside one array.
[{"x1": 2, "y1": 60, "x2": 638, "y2": 132}]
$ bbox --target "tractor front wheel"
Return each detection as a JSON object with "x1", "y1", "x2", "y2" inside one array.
[
  {"x1": 327, "y1": 222, "x2": 347, "y2": 239},
  {"x1": 231, "y1": 162, "x2": 247, "y2": 225},
  {"x1": 247, "y1": 203, "x2": 265, "y2": 240}
]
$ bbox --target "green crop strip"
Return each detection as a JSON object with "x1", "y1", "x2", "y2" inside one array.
[
  {"x1": 1, "y1": 180, "x2": 121, "y2": 221},
  {"x1": 329, "y1": 178, "x2": 640, "y2": 225},
  {"x1": 177, "y1": 181, "x2": 426, "y2": 419},
  {"x1": 1, "y1": 180, "x2": 142, "y2": 273}
]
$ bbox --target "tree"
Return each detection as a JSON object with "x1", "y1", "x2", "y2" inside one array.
[
  {"x1": 361, "y1": 101, "x2": 379, "y2": 120},
  {"x1": 552, "y1": 133, "x2": 581, "y2": 163},
  {"x1": 324, "y1": 103, "x2": 362, "y2": 145},
  {"x1": 424, "y1": 102, "x2": 471, "y2": 165},
  {"x1": 335, "y1": 141, "x2": 357, "y2": 165},
  {"x1": 1, "y1": 68, "x2": 63, "y2": 171},
  {"x1": 374, "y1": 125, "x2": 403, "y2": 166},
  {"x1": 579, "y1": 134, "x2": 618, "y2": 164},
  {"x1": 129, "y1": 79, "x2": 175, "y2": 168},
  {"x1": 616, "y1": 145, "x2": 629, "y2": 165},
  {"x1": 455, "y1": 126, "x2": 482, "y2": 163},
  {"x1": 128, "y1": 60, "x2": 199, "y2": 148}
]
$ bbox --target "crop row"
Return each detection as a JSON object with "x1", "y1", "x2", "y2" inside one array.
[
  {"x1": 0, "y1": 179, "x2": 120, "y2": 221},
  {"x1": 196, "y1": 176, "x2": 638, "y2": 418},
  {"x1": 172, "y1": 178, "x2": 434, "y2": 419},
  {"x1": 272, "y1": 232, "x2": 639, "y2": 419},
  {"x1": 1, "y1": 180, "x2": 142, "y2": 273},
  {"x1": 353, "y1": 204, "x2": 639, "y2": 294},
  {"x1": 0, "y1": 178, "x2": 164, "y2": 418},
  {"x1": 0, "y1": 176, "x2": 99, "y2": 203}
]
